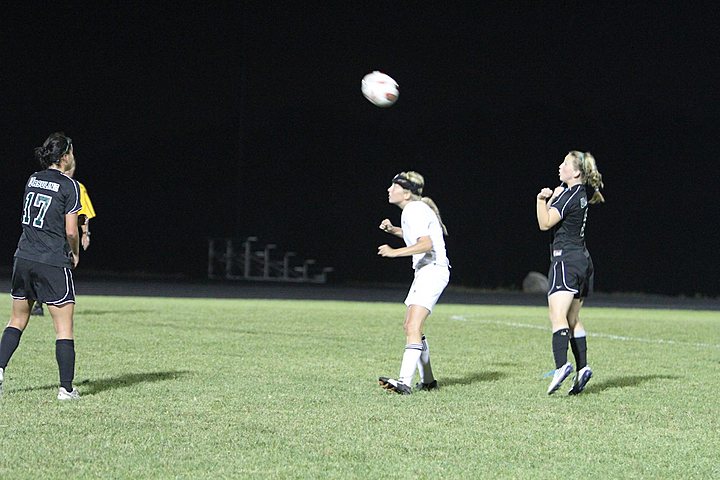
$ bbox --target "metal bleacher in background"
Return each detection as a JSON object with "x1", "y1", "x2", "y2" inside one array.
[{"x1": 208, "y1": 237, "x2": 334, "y2": 283}]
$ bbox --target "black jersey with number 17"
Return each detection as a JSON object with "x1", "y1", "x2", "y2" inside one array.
[
  {"x1": 14, "y1": 169, "x2": 81, "y2": 268},
  {"x1": 549, "y1": 184, "x2": 589, "y2": 251}
]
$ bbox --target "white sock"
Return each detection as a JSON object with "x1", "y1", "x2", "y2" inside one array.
[
  {"x1": 399, "y1": 343, "x2": 423, "y2": 386},
  {"x1": 417, "y1": 335, "x2": 435, "y2": 384}
]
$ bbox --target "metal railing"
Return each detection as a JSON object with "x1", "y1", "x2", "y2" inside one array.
[{"x1": 208, "y1": 237, "x2": 334, "y2": 283}]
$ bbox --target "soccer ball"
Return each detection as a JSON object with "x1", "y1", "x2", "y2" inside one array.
[{"x1": 361, "y1": 71, "x2": 399, "y2": 107}]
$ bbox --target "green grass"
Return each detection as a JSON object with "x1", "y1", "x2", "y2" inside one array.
[{"x1": 1, "y1": 296, "x2": 718, "y2": 479}]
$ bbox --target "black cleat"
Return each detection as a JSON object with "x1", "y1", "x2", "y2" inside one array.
[
  {"x1": 30, "y1": 303, "x2": 44, "y2": 316},
  {"x1": 378, "y1": 377, "x2": 412, "y2": 395},
  {"x1": 414, "y1": 380, "x2": 439, "y2": 391}
]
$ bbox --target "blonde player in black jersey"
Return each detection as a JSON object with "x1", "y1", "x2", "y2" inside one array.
[
  {"x1": 377, "y1": 172, "x2": 450, "y2": 395},
  {"x1": 536, "y1": 151, "x2": 604, "y2": 395},
  {"x1": 0, "y1": 133, "x2": 82, "y2": 400}
]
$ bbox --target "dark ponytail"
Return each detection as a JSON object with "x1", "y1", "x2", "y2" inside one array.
[{"x1": 34, "y1": 132, "x2": 72, "y2": 168}]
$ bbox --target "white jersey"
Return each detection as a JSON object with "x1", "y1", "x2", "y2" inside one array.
[{"x1": 401, "y1": 200, "x2": 449, "y2": 270}]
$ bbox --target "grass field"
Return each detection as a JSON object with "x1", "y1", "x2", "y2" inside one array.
[{"x1": 0, "y1": 295, "x2": 718, "y2": 479}]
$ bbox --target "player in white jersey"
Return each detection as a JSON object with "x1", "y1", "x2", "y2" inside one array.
[{"x1": 377, "y1": 171, "x2": 450, "y2": 395}]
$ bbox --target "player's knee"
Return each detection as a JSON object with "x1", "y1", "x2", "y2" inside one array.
[
  {"x1": 403, "y1": 320, "x2": 421, "y2": 337},
  {"x1": 8, "y1": 317, "x2": 29, "y2": 331}
]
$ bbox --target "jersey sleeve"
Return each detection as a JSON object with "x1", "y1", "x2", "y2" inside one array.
[
  {"x1": 64, "y1": 178, "x2": 82, "y2": 214},
  {"x1": 402, "y1": 202, "x2": 434, "y2": 240},
  {"x1": 549, "y1": 189, "x2": 578, "y2": 219}
]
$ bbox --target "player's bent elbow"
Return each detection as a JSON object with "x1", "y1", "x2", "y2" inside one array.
[{"x1": 417, "y1": 238, "x2": 433, "y2": 253}]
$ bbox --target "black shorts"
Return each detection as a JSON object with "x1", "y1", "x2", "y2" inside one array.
[
  {"x1": 547, "y1": 249, "x2": 594, "y2": 299},
  {"x1": 10, "y1": 257, "x2": 76, "y2": 305}
]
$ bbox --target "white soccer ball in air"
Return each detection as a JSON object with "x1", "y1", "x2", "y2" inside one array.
[{"x1": 361, "y1": 71, "x2": 399, "y2": 107}]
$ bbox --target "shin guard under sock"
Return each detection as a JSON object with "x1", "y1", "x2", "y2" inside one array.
[
  {"x1": 0, "y1": 327, "x2": 23, "y2": 369},
  {"x1": 552, "y1": 328, "x2": 570, "y2": 369},
  {"x1": 56, "y1": 339, "x2": 76, "y2": 391}
]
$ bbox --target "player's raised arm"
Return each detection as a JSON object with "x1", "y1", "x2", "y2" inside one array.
[
  {"x1": 379, "y1": 218, "x2": 403, "y2": 237},
  {"x1": 536, "y1": 187, "x2": 561, "y2": 231}
]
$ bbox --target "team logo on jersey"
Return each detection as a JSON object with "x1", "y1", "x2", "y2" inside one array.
[{"x1": 580, "y1": 196, "x2": 587, "y2": 208}]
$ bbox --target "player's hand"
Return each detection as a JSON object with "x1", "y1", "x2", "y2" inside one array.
[
  {"x1": 82, "y1": 235, "x2": 91, "y2": 251},
  {"x1": 552, "y1": 185, "x2": 566, "y2": 199},
  {"x1": 72, "y1": 252, "x2": 79, "y2": 268},
  {"x1": 537, "y1": 188, "x2": 553, "y2": 200},
  {"x1": 377, "y1": 244, "x2": 396, "y2": 257},
  {"x1": 379, "y1": 219, "x2": 394, "y2": 233}
]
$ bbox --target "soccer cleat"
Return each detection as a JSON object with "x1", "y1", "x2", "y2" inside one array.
[
  {"x1": 57, "y1": 387, "x2": 80, "y2": 401},
  {"x1": 414, "y1": 379, "x2": 439, "y2": 392},
  {"x1": 547, "y1": 362, "x2": 573, "y2": 395},
  {"x1": 378, "y1": 376, "x2": 412, "y2": 395},
  {"x1": 568, "y1": 366, "x2": 593, "y2": 395},
  {"x1": 31, "y1": 303, "x2": 44, "y2": 316}
]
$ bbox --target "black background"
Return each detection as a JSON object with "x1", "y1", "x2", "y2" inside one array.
[{"x1": 2, "y1": 3, "x2": 719, "y2": 296}]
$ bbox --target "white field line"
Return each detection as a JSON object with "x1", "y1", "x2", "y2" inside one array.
[{"x1": 449, "y1": 315, "x2": 720, "y2": 349}]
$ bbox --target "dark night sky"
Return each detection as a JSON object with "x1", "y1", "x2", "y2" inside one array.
[{"x1": 2, "y1": 3, "x2": 719, "y2": 296}]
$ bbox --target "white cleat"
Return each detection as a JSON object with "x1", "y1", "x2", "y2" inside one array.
[
  {"x1": 57, "y1": 387, "x2": 80, "y2": 401},
  {"x1": 547, "y1": 362, "x2": 573, "y2": 395}
]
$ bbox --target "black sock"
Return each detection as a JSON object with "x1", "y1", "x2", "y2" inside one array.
[
  {"x1": 56, "y1": 339, "x2": 75, "y2": 391},
  {"x1": 570, "y1": 336, "x2": 587, "y2": 370},
  {"x1": 552, "y1": 328, "x2": 570, "y2": 368},
  {"x1": 0, "y1": 327, "x2": 23, "y2": 369}
]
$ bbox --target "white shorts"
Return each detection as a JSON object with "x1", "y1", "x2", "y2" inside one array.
[{"x1": 404, "y1": 264, "x2": 450, "y2": 313}]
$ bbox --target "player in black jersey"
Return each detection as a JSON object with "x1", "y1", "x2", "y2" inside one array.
[
  {"x1": 0, "y1": 132, "x2": 82, "y2": 400},
  {"x1": 536, "y1": 151, "x2": 604, "y2": 395},
  {"x1": 30, "y1": 164, "x2": 96, "y2": 317}
]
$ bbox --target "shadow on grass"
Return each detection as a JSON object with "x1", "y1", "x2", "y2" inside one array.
[
  {"x1": 585, "y1": 374, "x2": 679, "y2": 394},
  {"x1": 441, "y1": 371, "x2": 506, "y2": 387},
  {"x1": 77, "y1": 371, "x2": 191, "y2": 395},
  {"x1": 11, "y1": 370, "x2": 190, "y2": 396}
]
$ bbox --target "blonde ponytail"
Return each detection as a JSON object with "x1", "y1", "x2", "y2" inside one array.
[
  {"x1": 421, "y1": 196, "x2": 449, "y2": 236},
  {"x1": 399, "y1": 171, "x2": 449, "y2": 236},
  {"x1": 570, "y1": 151, "x2": 605, "y2": 204}
]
